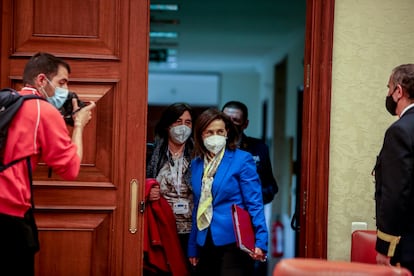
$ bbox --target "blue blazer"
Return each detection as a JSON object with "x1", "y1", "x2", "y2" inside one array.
[{"x1": 188, "y1": 148, "x2": 268, "y2": 257}]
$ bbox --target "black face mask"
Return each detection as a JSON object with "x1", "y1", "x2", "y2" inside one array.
[{"x1": 385, "y1": 95, "x2": 397, "y2": 116}]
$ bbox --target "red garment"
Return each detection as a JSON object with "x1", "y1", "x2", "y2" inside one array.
[
  {"x1": 144, "y1": 178, "x2": 190, "y2": 276},
  {"x1": 0, "y1": 87, "x2": 80, "y2": 217}
]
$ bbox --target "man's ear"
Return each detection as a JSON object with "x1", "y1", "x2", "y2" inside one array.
[
  {"x1": 397, "y1": 84, "x2": 405, "y2": 99},
  {"x1": 243, "y1": 119, "x2": 249, "y2": 130},
  {"x1": 35, "y1": 73, "x2": 47, "y2": 88}
]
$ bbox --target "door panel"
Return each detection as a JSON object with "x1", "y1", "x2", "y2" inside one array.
[
  {"x1": 1, "y1": 0, "x2": 148, "y2": 275},
  {"x1": 35, "y1": 212, "x2": 112, "y2": 275},
  {"x1": 14, "y1": 0, "x2": 119, "y2": 58}
]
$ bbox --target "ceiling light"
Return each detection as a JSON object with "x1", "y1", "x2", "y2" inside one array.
[
  {"x1": 150, "y1": 4, "x2": 179, "y2": 11},
  {"x1": 150, "y1": 32, "x2": 178, "y2": 39}
]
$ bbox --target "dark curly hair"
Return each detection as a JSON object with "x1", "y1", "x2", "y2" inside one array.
[{"x1": 154, "y1": 102, "x2": 194, "y2": 140}]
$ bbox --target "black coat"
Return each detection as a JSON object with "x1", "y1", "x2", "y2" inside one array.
[
  {"x1": 374, "y1": 107, "x2": 414, "y2": 262},
  {"x1": 239, "y1": 134, "x2": 278, "y2": 204}
]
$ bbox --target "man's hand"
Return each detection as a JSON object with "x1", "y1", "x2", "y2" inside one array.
[
  {"x1": 376, "y1": 252, "x2": 391, "y2": 266},
  {"x1": 189, "y1": 257, "x2": 199, "y2": 266},
  {"x1": 72, "y1": 98, "x2": 96, "y2": 129},
  {"x1": 70, "y1": 99, "x2": 96, "y2": 160},
  {"x1": 249, "y1": 247, "x2": 267, "y2": 262}
]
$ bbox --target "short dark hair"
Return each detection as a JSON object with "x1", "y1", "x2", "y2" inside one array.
[
  {"x1": 154, "y1": 102, "x2": 193, "y2": 139},
  {"x1": 222, "y1": 101, "x2": 249, "y2": 122},
  {"x1": 391, "y1": 64, "x2": 414, "y2": 98},
  {"x1": 23, "y1": 52, "x2": 71, "y2": 86},
  {"x1": 193, "y1": 108, "x2": 238, "y2": 158}
]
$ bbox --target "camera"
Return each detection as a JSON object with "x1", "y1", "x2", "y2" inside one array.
[{"x1": 59, "y1": 91, "x2": 86, "y2": 126}]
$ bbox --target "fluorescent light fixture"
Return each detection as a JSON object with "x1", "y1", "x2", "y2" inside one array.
[
  {"x1": 150, "y1": 32, "x2": 178, "y2": 39},
  {"x1": 150, "y1": 4, "x2": 178, "y2": 11}
]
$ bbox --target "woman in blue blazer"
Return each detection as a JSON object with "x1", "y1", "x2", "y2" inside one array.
[{"x1": 188, "y1": 108, "x2": 268, "y2": 276}]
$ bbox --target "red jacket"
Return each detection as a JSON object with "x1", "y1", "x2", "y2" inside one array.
[
  {"x1": 0, "y1": 87, "x2": 80, "y2": 217},
  {"x1": 144, "y1": 178, "x2": 190, "y2": 276}
]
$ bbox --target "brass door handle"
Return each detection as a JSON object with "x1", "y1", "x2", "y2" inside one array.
[{"x1": 129, "y1": 179, "x2": 138, "y2": 234}]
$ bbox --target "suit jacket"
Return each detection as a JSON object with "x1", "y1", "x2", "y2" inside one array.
[
  {"x1": 239, "y1": 134, "x2": 278, "y2": 204},
  {"x1": 374, "y1": 106, "x2": 414, "y2": 262},
  {"x1": 188, "y1": 149, "x2": 268, "y2": 257}
]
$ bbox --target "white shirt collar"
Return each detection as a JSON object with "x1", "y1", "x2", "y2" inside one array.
[{"x1": 400, "y1": 103, "x2": 414, "y2": 117}]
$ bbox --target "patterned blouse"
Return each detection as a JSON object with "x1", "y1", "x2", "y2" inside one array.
[{"x1": 147, "y1": 138, "x2": 194, "y2": 234}]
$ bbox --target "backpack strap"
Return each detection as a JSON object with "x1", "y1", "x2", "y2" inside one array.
[
  {"x1": 0, "y1": 93, "x2": 45, "y2": 171},
  {"x1": 21, "y1": 94, "x2": 44, "y2": 100},
  {"x1": 0, "y1": 156, "x2": 28, "y2": 171},
  {"x1": 0, "y1": 91, "x2": 44, "y2": 208}
]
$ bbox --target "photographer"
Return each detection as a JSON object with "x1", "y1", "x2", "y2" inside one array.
[{"x1": 0, "y1": 52, "x2": 95, "y2": 275}]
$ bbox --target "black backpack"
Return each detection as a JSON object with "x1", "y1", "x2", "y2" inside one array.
[
  {"x1": 0, "y1": 88, "x2": 44, "y2": 171},
  {"x1": 0, "y1": 88, "x2": 44, "y2": 252}
]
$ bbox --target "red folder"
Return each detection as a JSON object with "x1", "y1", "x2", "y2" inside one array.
[{"x1": 231, "y1": 204, "x2": 255, "y2": 254}]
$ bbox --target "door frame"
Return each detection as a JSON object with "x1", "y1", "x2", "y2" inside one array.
[{"x1": 299, "y1": 0, "x2": 335, "y2": 258}]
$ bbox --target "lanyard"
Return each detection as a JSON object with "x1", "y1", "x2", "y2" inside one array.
[{"x1": 169, "y1": 156, "x2": 184, "y2": 198}]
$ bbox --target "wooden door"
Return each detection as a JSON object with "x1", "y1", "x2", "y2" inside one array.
[{"x1": 0, "y1": 0, "x2": 149, "y2": 275}]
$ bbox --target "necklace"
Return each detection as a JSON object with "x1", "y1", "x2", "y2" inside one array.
[
  {"x1": 168, "y1": 139, "x2": 185, "y2": 159},
  {"x1": 171, "y1": 150, "x2": 182, "y2": 156},
  {"x1": 169, "y1": 147, "x2": 183, "y2": 157}
]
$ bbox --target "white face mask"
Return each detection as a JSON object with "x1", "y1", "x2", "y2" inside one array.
[
  {"x1": 203, "y1": 135, "x2": 227, "y2": 154},
  {"x1": 169, "y1": 125, "x2": 192, "y2": 144}
]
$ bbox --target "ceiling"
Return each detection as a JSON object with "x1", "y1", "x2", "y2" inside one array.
[{"x1": 149, "y1": 0, "x2": 307, "y2": 73}]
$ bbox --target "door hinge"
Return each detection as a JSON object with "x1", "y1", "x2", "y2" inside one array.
[
  {"x1": 302, "y1": 190, "x2": 307, "y2": 216},
  {"x1": 139, "y1": 201, "x2": 145, "y2": 213},
  {"x1": 306, "y1": 63, "x2": 310, "y2": 88}
]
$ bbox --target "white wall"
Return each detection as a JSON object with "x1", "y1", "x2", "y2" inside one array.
[
  {"x1": 148, "y1": 73, "x2": 220, "y2": 106},
  {"x1": 219, "y1": 72, "x2": 261, "y2": 137}
]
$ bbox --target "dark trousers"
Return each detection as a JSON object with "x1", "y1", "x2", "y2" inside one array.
[
  {"x1": 253, "y1": 260, "x2": 268, "y2": 276},
  {"x1": 0, "y1": 210, "x2": 39, "y2": 276},
  {"x1": 195, "y1": 231, "x2": 254, "y2": 276},
  {"x1": 179, "y1": 233, "x2": 197, "y2": 275},
  {"x1": 179, "y1": 233, "x2": 190, "y2": 256}
]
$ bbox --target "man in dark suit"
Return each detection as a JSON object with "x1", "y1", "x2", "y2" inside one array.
[
  {"x1": 222, "y1": 101, "x2": 278, "y2": 204},
  {"x1": 374, "y1": 64, "x2": 414, "y2": 274},
  {"x1": 222, "y1": 101, "x2": 278, "y2": 276}
]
